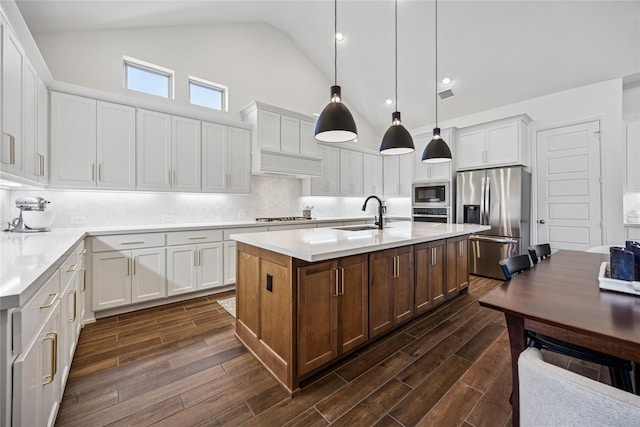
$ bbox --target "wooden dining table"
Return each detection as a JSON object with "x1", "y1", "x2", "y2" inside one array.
[{"x1": 479, "y1": 250, "x2": 640, "y2": 427}]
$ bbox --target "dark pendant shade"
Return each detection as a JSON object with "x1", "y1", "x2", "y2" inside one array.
[
  {"x1": 380, "y1": 111, "x2": 414, "y2": 155},
  {"x1": 315, "y1": 85, "x2": 358, "y2": 143},
  {"x1": 422, "y1": 127, "x2": 452, "y2": 163}
]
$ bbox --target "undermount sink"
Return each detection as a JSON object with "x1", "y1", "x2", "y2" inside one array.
[{"x1": 332, "y1": 225, "x2": 383, "y2": 231}]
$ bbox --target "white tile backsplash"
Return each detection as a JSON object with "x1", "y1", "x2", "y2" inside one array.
[{"x1": 4, "y1": 176, "x2": 411, "y2": 228}]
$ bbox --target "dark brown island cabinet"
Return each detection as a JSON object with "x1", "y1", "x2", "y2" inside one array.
[{"x1": 235, "y1": 235, "x2": 472, "y2": 394}]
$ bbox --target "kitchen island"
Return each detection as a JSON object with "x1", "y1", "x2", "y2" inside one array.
[{"x1": 231, "y1": 222, "x2": 490, "y2": 393}]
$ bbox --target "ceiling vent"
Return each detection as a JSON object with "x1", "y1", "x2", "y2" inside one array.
[{"x1": 438, "y1": 89, "x2": 454, "y2": 100}]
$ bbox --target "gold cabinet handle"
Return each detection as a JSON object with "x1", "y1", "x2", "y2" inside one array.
[
  {"x1": 39, "y1": 153, "x2": 45, "y2": 176},
  {"x1": 334, "y1": 269, "x2": 339, "y2": 296},
  {"x1": 92, "y1": 163, "x2": 96, "y2": 182},
  {"x1": 82, "y1": 268, "x2": 87, "y2": 291},
  {"x1": 133, "y1": 256, "x2": 137, "y2": 275},
  {"x1": 339, "y1": 267, "x2": 345, "y2": 295},
  {"x1": 121, "y1": 241, "x2": 145, "y2": 245},
  {"x1": 2, "y1": 133, "x2": 15, "y2": 165},
  {"x1": 98, "y1": 164, "x2": 102, "y2": 182},
  {"x1": 188, "y1": 236, "x2": 208, "y2": 240},
  {"x1": 79, "y1": 249, "x2": 87, "y2": 255},
  {"x1": 67, "y1": 263, "x2": 78, "y2": 272},
  {"x1": 42, "y1": 332, "x2": 57, "y2": 385},
  {"x1": 40, "y1": 293, "x2": 58, "y2": 309},
  {"x1": 127, "y1": 258, "x2": 131, "y2": 276},
  {"x1": 431, "y1": 247, "x2": 436, "y2": 266},
  {"x1": 193, "y1": 249, "x2": 198, "y2": 267},
  {"x1": 69, "y1": 290, "x2": 77, "y2": 323}
]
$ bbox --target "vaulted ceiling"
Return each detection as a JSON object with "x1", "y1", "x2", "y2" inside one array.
[{"x1": 16, "y1": 0, "x2": 640, "y2": 135}]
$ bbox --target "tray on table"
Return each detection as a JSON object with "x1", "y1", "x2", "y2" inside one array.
[{"x1": 598, "y1": 262, "x2": 640, "y2": 296}]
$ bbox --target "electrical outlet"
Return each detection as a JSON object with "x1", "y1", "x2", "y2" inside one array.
[
  {"x1": 70, "y1": 216, "x2": 86, "y2": 225},
  {"x1": 266, "y1": 274, "x2": 273, "y2": 292}
]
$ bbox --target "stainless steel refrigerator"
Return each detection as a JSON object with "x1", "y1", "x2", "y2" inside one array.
[{"x1": 456, "y1": 166, "x2": 531, "y2": 279}]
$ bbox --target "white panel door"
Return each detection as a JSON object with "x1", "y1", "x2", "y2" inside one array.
[
  {"x1": 299, "y1": 120, "x2": 318, "y2": 157},
  {"x1": 257, "y1": 109, "x2": 281, "y2": 151},
  {"x1": 201, "y1": 121, "x2": 227, "y2": 192},
  {"x1": 92, "y1": 251, "x2": 131, "y2": 310},
  {"x1": 280, "y1": 115, "x2": 300, "y2": 154},
  {"x1": 172, "y1": 116, "x2": 201, "y2": 191},
  {"x1": 626, "y1": 121, "x2": 640, "y2": 192},
  {"x1": 1, "y1": 24, "x2": 24, "y2": 176},
  {"x1": 97, "y1": 101, "x2": 136, "y2": 189},
  {"x1": 223, "y1": 241, "x2": 236, "y2": 285},
  {"x1": 227, "y1": 127, "x2": 251, "y2": 193},
  {"x1": 166, "y1": 245, "x2": 197, "y2": 296},
  {"x1": 131, "y1": 248, "x2": 166, "y2": 303},
  {"x1": 23, "y1": 60, "x2": 38, "y2": 180},
  {"x1": 50, "y1": 92, "x2": 97, "y2": 187},
  {"x1": 136, "y1": 109, "x2": 171, "y2": 190},
  {"x1": 197, "y1": 243, "x2": 224, "y2": 290},
  {"x1": 536, "y1": 121, "x2": 602, "y2": 250},
  {"x1": 363, "y1": 153, "x2": 383, "y2": 195},
  {"x1": 383, "y1": 155, "x2": 400, "y2": 197}
]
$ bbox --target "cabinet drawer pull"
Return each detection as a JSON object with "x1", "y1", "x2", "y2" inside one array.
[
  {"x1": 98, "y1": 164, "x2": 102, "y2": 182},
  {"x1": 339, "y1": 267, "x2": 345, "y2": 295},
  {"x1": 42, "y1": 332, "x2": 57, "y2": 385},
  {"x1": 79, "y1": 249, "x2": 87, "y2": 255},
  {"x1": 3, "y1": 134, "x2": 16, "y2": 165},
  {"x1": 133, "y1": 256, "x2": 137, "y2": 275},
  {"x1": 92, "y1": 163, "x2": 96, "y2": 182},
  {"x1": 121, "y1": 241, "x2": 145, "y2": 245},
  {"x1": 431, "y1": 247, "x2": 436, "y2": 266},
  {"x1": 82, "y1": 268, "x2": 87, "y2": 291},
  {"x1": 40, "y1": 293, "x2": 58, "y2": 309},
  {"x1": 187, "y1": 236, "x2": 208, "y2": 240},
  {"x1": 69, "y1": 290, "x2": 77, "y2": 323},
  {"x1": 127, "y1": 258, "x2": 131, "y2": 276},
  {"x1": 334, "y1": 269, "x2": 339, "y2": 296},
  {"x1": 67, "y1": 263, "x2": 78, "y2": 272},
  {"x1": 39, "y1": 153, "x2": 45, "y2": 176}
]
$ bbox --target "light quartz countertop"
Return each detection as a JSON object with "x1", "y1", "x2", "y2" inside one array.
[
  {"x1": 232, "y1": 222, "x2": 491, "y2": 262},
  {"x1": 0, "y1": 216, "x2": 395, "y2": 310}
]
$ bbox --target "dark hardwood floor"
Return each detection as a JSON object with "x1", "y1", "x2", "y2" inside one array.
[{"x1": 56, "y1": 276, "x2": 609, "y2": 426}]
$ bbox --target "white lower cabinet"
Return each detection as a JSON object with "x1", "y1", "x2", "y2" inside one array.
[
  {"x1": 166, "y1": 242, "x2": 223, "y2": 296},
  {"x1": 223, "y1": 241, "x2": 237, "y2": 285},
  {"x1": 92, "y1": 247, "x2": 166, "y2": 311}
]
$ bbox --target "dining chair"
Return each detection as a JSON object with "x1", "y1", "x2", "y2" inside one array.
[
  {"x1": 498, "y1": 254, "x2": 635, "y2": 394},
  {"x1": 519, "y1": 347, "x2": 640, "y2": 427},
  {"x1": 528, "y1": 243, "x2": 551, "y2": 265}
]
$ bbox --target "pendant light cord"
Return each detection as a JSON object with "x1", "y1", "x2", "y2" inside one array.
[
  {"x1": 434, "y1": 0, "x2": 438, "y2": 127},
  {"x1": 395, "y1": 0, "x2": 398, "y2": 113},
  {"x1": 334, "y1": 0, "x2": 337, "y2": 86}
]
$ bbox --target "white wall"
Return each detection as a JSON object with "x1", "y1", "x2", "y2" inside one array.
[
  {"x1": 413, "y1": 78, "x2": 625, "y2": 245},
  {"x1": 33, "y1": 23, "x2": 380, "y2": 151}
]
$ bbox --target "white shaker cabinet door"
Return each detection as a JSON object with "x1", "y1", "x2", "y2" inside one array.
[
  {"x1": 299, "y1": 120, "x2": 318, "y2": 157},
  {"x1": 455, "y1": 128, "x2": 485, "y2": 170},
  {"x1": 92, "y1": 251, "x2": 132, "y2": 310},
  {"x1": 363, "y1": 153, "x2": 383, "y2": 195},
  {"x1": 130, "y1": 248, "x2": 167, "y2": 304},
  {"x1": 280, "y1": 115, "x2": 300, "y2": 154},
  {"x1": 97, "y1": 101, "x2": 136, "y2": 189},
  {"x1": 257, "y1": 109, "x2": 281, "y2": 151},
  {"x1": 197, "y1": 243, "x2": 224, "y2": 290},
  {"x1": 340, "y1": 150, "x2": 363, "y2": 196},
  {"x1": 201, "y1": 121, "x2": 227, "y2": 192},
  {"x1": 50, "y1": 92, "x2": 97, "y2": 187},
  {"x1": 166, "y1": 245, "x2": 198, "y2": 296},
  {"x1": 485, "y1": 121, "x2": 520, "y2": 166},
  {"x1": 172, "y1": 115, "x2": 201, "y2": 191},
  {"x1": 398, "y1": 153, "x2": 413, "y2": 196},
  {"x1": 1, "y1": 23, "x2": 24, "y2": 176},
  {"x1": 311, "y1": 146, "x2": 340, "y2": 196},
  {"x1": 136, "y1": 109, "x2": 172, "y2": 190},
  {"x1": 223, "y1": 241, "x2": 236, "y2": 285},
  {"x1": 383, "y1": 155, "x2": 400, "y2": 197},
  {"x1": 227, "y1": 127, "x2": 251, "y2": 193}
]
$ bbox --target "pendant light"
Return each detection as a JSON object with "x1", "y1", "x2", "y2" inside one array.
[
  {"x1": 315, "y1": 0, "x2": 358, "y2": 143},
  {"x1": 422, "y1": 0, "x2": 452, "y2": 163},
  {"x1": 380, "y1": 0, "x2": 414, "y2": 155}
]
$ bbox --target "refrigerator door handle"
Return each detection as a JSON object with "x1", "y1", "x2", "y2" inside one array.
[
  {"x1": 484, "y1": 176, "x2": 491, "y2": 224},
  {"x1": 480, "y1": 176, "x2": 486, "y2": 225},
  {"x1": 470, "y1": 235, "x2": 519, "y2": 244}
]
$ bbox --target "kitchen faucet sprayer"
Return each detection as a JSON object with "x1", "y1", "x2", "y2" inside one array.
[{"x1": 362, "y1": 195, "x2": 385, "y2": 230}]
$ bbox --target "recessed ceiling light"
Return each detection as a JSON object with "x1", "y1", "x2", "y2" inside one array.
[
  {"x1": 335, "y1": 32, "x2": 345, "y2": 41},
  {"x1": 385, "y1": 98, "x2": 394, "y2": 105},
  {"x1": 441, "y1": 77, "x2": 452, "y2": 85}
]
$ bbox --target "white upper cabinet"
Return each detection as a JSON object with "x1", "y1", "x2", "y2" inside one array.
[
  {"x1": 413, "y1": 128, "x2": 455, "y2": 182},
  {"x1": 384, "y1": 153, "x2": 413, "y2": 197},
  {"x1": 456, "y1": 114, "x2": 531, "y2": 171},
  {"x1": 241, "y1": 101, "x2": 322, "y2": 176},
  {"x1": 50, "y1": 92, "x2": 97, "y2": 187},
  {"x1": 201, "y1": 121, "x2": 251, "y2": 194},
  {"x1": 626, "y1": 120, "x2": 640, "y2": 192},
  {"x1": 340, "y1": 150, "x2": 363, "y2": 196},
  {"x1": 22, "y1": 59, "x2": 38, "y2": 181},
  {"x1": 36, "y1": 78, "x2": 48, "y2": 183},
  {"x1": 311, "y1": 145, "x2": 340, "y2": 196},
  {"x1": 96, "y1": 101, "x2": 136, "y2": 188},
  {"x1": 136, "y1": 109, "x2": 172, "y2": 190},
  {"x1": 363, "y1": 153, "x2": 383, "y2": 196},
  {"x1": 1, "y1": 19, "x2": 24, "y2": 177},
  {"x1": 51, "y1": 92, "x2": 136, "y2": 189},
  {"x1": 171, "y1": 115, "x2": 201, "y2": 191}
]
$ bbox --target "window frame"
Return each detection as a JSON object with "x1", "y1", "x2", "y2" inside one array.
[
  {"x1": 123, "y1": 56, "x2": 175, "y2": 99},
  {"x1": 188, "y1": 75, "x2": 228, "y2": 112}
]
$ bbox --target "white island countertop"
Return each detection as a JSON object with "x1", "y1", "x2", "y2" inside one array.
[{"x1": 232, "y1": 222, "x2": 490, "y2": 262}]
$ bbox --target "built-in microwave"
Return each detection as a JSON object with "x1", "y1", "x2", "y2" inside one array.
[{"x1": 412, "y1": 181, "x2": 450, "y2": 207}]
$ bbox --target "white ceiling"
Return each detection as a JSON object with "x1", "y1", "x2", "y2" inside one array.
[{"x1": 15, "y1": 0, "x2": 640, "y2": 135}]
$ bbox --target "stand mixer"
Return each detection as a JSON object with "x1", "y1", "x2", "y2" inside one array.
[{"x1": 9, "y1": 197, "x2": 53, "y2": 233}]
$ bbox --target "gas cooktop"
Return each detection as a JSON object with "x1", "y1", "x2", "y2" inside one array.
[{"x1": 255, "y1": 216, "x2": 312, "y2": 222}]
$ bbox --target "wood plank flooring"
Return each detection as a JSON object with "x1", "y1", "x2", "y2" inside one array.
[{"x1": 56, "y1": 277, "x2": 610, "y2": 426}]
